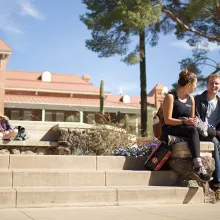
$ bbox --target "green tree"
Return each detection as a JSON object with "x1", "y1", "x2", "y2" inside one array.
[
  {"x1": 161, "y1": 0, "x2": 220, "y2": 83},
  {"x1": 80, "y1": 0, "x2": 161, "y2": 136},
  {"x1": 160, "y1": 0, "x2": 220, "y2": 88}
]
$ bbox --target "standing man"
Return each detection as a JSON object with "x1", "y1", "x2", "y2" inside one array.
[{"x1": 195, "y1": 73, "x2": 220, "y2": 196}]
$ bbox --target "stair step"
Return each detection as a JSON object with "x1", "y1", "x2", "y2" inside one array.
[
  {"x1": 2, "y1": 155, "x2": 149, "y2": 170},
  {"x1": 12, "y1": 170, "x2": 106, "y2": 187},
  {"x1": 9, "y1": 155, "x2": 97, "y2": 169},
  {"x1": 15, "y1": 186, "x2": 117, "y2": 208},
  {"x1": 13, "y1": 186, "x2": 204, "y2": 208},
  {"x1": 6, "y1": 170, "x2": 178, "y2": 187},
  {"x1": 0, "y1": 187, "x2": 16, "y2": 208},
  {"x1": 105, "y1": 170, "x2": 177, "y2": 186},
  {"x1": 0, "y1": 155, "x2": 9, "y2": 169},
  {"x1": 0, "y1": 170, "x2": 12, "y2": 187},
  {"x1": 114, "y1": 186, "x2": 204, "y2": 205}
]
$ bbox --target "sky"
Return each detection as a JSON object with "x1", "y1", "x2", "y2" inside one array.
[{"x1": 0, "y1": 0, "x2": 219, "y2": 96}]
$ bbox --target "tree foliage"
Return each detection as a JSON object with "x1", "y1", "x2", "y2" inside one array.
[
  {"x1": 80, "y1": 0, "x2": 219, "y2": 135},
  {"x1": 160, "y1": 0, "x2": 220, "y2": 88},
  {"x1": 81, "y1": 0, "x2": 162, "y2": 136},
  {"x1": 81, "y1": 0, "x2": 161, "y2": 61}
]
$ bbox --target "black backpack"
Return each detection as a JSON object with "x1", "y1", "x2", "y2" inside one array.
[{"x1": 14, "y1": 126, "x2": 28, "y2": 141}]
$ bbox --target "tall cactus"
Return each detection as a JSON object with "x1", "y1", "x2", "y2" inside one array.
[
  {"x1": 100, "y1": 80, "x2": 104, "y2": 115},
  {"x1": 124, "y1": 114, "x2": 129, "y2": 128}
]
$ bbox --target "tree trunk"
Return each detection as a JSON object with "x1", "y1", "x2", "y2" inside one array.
[
  {"x1": 139, "y1": 30, "x2": 147, "y2": 137},
  {"x1": 100, "y1": 80, "x2": 104, "y2": 115}
]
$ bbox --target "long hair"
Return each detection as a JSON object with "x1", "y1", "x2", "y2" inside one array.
[{"x1": 0, "y1": 113, "x2": 8, "y2": 120}]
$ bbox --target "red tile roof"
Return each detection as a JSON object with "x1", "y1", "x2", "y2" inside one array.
[
  {"x1": 5, "y1": 94, "x2": 141, "y2": 109},
  {"x1": 106, "y1": 95, "x2": 155, "y2": 105},
  {"x1": 0, "y1": 40, "x2": 12, "y2": 52},
  {"x1": 5, "y1": 70, "x2": 100, "y2": 94},
  {"x1": 5, "y1": 69, "x2": 156, "y2": 106}
]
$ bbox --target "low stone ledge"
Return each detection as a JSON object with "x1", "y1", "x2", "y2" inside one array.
[
  {"x1": 0, "y1": 140, "x2": 59, "y2": 147},
  {"x1": 0, "y1": 141, "x2": 61, "y2": 155},
  {"x1": 169, "y1": 141, "x2": 215, "y2": 203},
  {"x1": 171, "y1": 141, "x2": 214, "y2": 158}
]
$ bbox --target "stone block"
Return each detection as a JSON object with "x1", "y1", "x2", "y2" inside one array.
[
  {"x1": 9, "y1": 155, "x2": 97, "y2": 169},
  {"x1": 116, "y1": 186, "x2": 204, "y2": 205},
  {"x1": 171, "y1": 141, "x2": 214, "y2": 158},
  {"x1": 16, "y1": 187, "x2": 117, "y2": 207},
  {"x1": 13, "y1": 170, "x2": 105, "y2": 187},
  {"x1": 97, "y1": 156, "x2": 148, "y2": 170},
  {"x1": 0, "y1": 155, "x2": 9, "y2": 168},
  {"x1": 0, "y1": 170, "x2": 12, "y2": 187},
  {"x1": 105, "y1": 170, "x2": 178, "y2": 186},
  {"x1": 0, "y1": 188, "x2": 16, "y2": 208}
]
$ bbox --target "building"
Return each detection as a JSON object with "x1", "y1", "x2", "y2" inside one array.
[{"x1": 0, "y1": 39, "x2": 166, "y2": 125}]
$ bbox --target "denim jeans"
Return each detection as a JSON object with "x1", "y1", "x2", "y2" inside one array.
[{"x1": 212, "y1": 137, "x2": 220, "y2": 184}]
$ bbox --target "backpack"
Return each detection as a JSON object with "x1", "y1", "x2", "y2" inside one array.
[
  {"x1": 153, "y1": 106, "x2": 164, "y2": 141},
  {"x1": 153, "y1": 90, "x2": 177, "y2": 141},
  {"x1": 14, "y1": 126, "x2": 29, "y2": 141},
  {"x1": 144, "y1": 141, "x2": 172, "y2": 170}
]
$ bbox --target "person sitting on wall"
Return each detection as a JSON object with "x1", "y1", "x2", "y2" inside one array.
[
  {"x1": 195, "y1": 73, "x2": 220, "y2": 192},
  {"x1": 0, "y1": 113, "x2": 17, "y2": 140},
  {"x1": 162, "y1": 69, "x2": 211, "y2": 182}
]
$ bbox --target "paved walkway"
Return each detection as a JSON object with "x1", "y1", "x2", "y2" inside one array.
[{"x1": 0, "y1": 204, "x2": 220, "y2": 220}]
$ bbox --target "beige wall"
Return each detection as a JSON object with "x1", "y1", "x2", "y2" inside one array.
[
  {"x1": 0, "y1": 54, "x2": 10, "y2": 114},
  {"x1": 155, "y1": 88, "x2": 165, "y2": 110}
]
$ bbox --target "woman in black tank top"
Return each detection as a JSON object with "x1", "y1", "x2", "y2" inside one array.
[{"x1": 162, "y1": 70, "x2": 211, "y2": 182}]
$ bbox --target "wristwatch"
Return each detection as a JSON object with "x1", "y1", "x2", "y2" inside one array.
[{"x1": 182, "y1": 119, "x2": 186, "y2": 125}]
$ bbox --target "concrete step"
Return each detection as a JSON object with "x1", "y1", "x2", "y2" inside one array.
[
  {"x1": 13, "y1": 186, "x2": 204, "y2": 208},
  {"x1": 10, "y1": 121, "x2": 93, "y2": 141},
  {"x1": 0, "y1": 170, "x2": 12, "y2": 187},
  {"x1": 0, "y1": 155, "x2": 9, "y2": 169},
  {"x1": 0, "y1": 187, "x2": 16, "y2": 208},
  {"x1": 10, "y1": 170, "x2": 178, "y2": 187},
  {"x1": 114, "y1": 186, "x2": 204, "y2": 205},
  {"x1": 8, "y1": 155, "x2": 97, "y2": 170},
  {"x1": 12, "y1": 170, "x2": 105, "y2": 187},
  {"x1": 105, "y1": 170, "x2": 177, "y2": 186},
  {"x1": 2, "y1": 155, "x2": 149, "y2": 170},
  {"x1": 0, "y1": 140, "x2": 58, "y2": 147}
]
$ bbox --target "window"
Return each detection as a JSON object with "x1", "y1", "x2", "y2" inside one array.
[
  {"x1": 4, "y1": 108, "x2": 42, "y2": 121},
  {"x1": 11, "y1": 110, "x2": 19, "y2": 120},
  {"x1": 45, "y1": 110, "x2": 80, "y2": 122}
]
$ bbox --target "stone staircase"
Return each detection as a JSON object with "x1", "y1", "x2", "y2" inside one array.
[{"x1": 0, "y1": 155, "x2": 204, "y2": 208}]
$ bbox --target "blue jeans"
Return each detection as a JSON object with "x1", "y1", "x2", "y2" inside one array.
[{"x1": 212, "y1": 137, "x2": 220, "y2": 184}]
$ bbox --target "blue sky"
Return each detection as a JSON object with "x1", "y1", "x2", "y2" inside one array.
[{"x1": 0, "y1": 0, "x2": 219, "y2": 96}]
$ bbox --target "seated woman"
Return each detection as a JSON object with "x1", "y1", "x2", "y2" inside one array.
[
  {"x1": 162, "y1": 70, "x2": 211, "y2": 182},
  {"x1": 0, "y1": 113, "x2": 17, "y2": 140}
]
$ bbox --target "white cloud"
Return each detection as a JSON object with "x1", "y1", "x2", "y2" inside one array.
[
  {"x1": 0, "y1": 0, "x2": 45, "y2": 35},
  {"x1": 18, "y1": 0, "x2": 45, "y2": 20},
  {"x1": 0, "y1": 13, "x2": 23, "y2": 35},
  {"x1": 171, "y1": 40, "x2": 219, "y2": 51},
  {"x1": 171, "y1": 41, "x2": 191, "y2": 50},
  {"x1": 0, "y1": 1, "x2": 22, "y2": 35}
]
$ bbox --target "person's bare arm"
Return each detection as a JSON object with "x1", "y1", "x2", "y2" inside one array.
[{"x1": 189, "y1": 95, "x2": 195, "y2": 118}]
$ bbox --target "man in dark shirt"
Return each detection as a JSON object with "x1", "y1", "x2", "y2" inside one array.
[{"x1": 195, "y1": 73, "x2": 220, "y2": 194}]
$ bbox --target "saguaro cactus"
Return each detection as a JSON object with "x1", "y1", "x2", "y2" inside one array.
[
  {"x1": 124, "y1": 114, "x2": 129, "y2": 128},
  {"x1": 100, "y1": 80, "x2": 104, "y2": 115}
]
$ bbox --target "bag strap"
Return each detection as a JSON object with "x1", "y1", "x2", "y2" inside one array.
[{"x1": 168, "y1": 90, "x2": 178, "y2": 100}]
